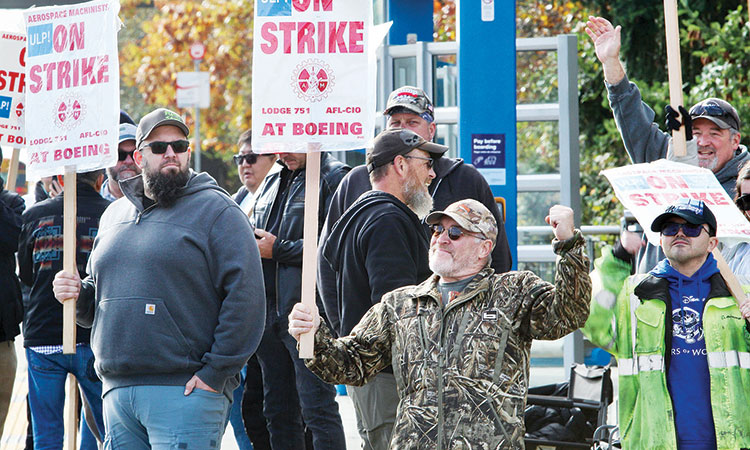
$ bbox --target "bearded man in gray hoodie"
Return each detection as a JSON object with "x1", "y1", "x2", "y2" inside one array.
[{"x1": 53, "y1": 108, "x2": 265, "y2": 449}]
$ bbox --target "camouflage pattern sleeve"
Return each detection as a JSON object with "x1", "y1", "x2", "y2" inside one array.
[
  {"x1": 305, "y1": 300, "x2": 394, "y2": 386},
  {"x1": 520, "y1": 230, "x2": 592, "y2": 340}
]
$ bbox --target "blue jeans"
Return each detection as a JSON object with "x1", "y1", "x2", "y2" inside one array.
[
  {"x1": 26, "y1": 346, "x2": 105, "y2": 450},
  {"x1": 229, "y1": 365, "x2": 253, "y2": 450},
  {"x1": 102, "y1": 385, "x2": 230, "y2": 450},
  {"x1": 255, "y1": 310, "x2": 346, "y2": 450}
]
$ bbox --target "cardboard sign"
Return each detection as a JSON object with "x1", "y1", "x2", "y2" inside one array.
[
  {"x1": 0, "y1": 32, "x2": 27, "y2": 147},
  {"x1": 602, "y1": 160, "x2": 750, "y2": 245},
  {"x1": 252, "y1": 0, "x2": 377, "y2": 153},
  {"x1": 23, "y1": 0, "x2": 120, "y2": 177}
]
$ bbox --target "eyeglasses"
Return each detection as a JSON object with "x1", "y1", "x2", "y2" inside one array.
[
  {"x1": 736, "y1": 194, "x2": 750, "y2": 211},
  {"x1": 140, "y1": 140, "x2": 190, "y2": 154},
  {"x1": 118, "y1": 150, "x2": 135, "y2": 162},
  {"x1": 661, "y1": 222, "x2": 707, "y2": 238},
  {"x1": 431, "y1": 224, "x2": 484, "y2": 241},
  {"x1": 233, "y1": 153, "x2": 259, "y2": 165},
  {"x1": 403, "y1": 155, "x2": 434, "y2": 169}
]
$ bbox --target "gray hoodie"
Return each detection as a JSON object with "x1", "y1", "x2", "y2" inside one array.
[{"x1": 77, "y1": 171, "x2": 265, "y2": 399}]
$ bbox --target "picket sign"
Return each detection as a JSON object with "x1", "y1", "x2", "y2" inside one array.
[
  {"x1": 252, "y1": 0, "x2": 385, "y2": 358},
  {"x1": 663, "y1": 0, "x2": 687, "y2": 157},
  {"x1": 23, "y1": 0, "x2": 120, "y2": 444}
]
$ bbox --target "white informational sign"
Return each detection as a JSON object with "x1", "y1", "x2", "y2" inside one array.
[
  {"x1": 481, "y1": 0, "x2": 495, "y2": 22},
  {"x1": 602, "y1": 160, "x2": 750, "y2": 245},
  {"x1": 252, "y1": 0, "x2": 381, "y2": 153},
  {"x1": 0, "y1": 32, "x2": 26, "y2": 147},
  {"x1": 23, "y1": 0, "x2": 120, "y2": 177},
  {"x1": 176, "y1": 72, "x2": 210, "y2": 108}
]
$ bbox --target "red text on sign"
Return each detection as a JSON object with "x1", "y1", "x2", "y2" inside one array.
[{"x1": 260, "y1": 21, "x2": 364, "y2": 54}]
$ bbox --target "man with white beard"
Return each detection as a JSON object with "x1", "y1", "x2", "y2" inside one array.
[
  {"x1": 318, "y1": 127, "x2": 447, "y2": 449},
  {"x1": 292, "y1": 199, "x2": 591, "y2": 449},
  {"x1": 100, "y1": 123, "x2": 142, "y2": 201}
]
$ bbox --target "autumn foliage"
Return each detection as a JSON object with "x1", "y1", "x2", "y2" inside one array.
[{"x1": 119, "y1": 0, "x2": 253, "y2": 155}]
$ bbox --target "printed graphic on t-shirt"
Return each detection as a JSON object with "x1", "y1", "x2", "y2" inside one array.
[{"x1": 672, "y1": 295, "x2": 705, "y2": 346}]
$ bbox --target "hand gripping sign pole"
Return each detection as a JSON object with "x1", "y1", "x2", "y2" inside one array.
[
  {"x1": 663, "y1": 0, "x2": 687, "y2": 157},
  {"x1": 299, "y1": 145, "x2": 321, "y2": 357}
]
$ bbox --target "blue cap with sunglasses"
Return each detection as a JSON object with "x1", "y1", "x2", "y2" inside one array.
[
  {"x1": 651, "y1": 199, "x2": 717, "y2": 236},
  {"x1": 689, "y1": 98, "x2": 741, "y2": 131},
  {"x1": 136, "y1": 108, "x2": 190, "y2": 149}
]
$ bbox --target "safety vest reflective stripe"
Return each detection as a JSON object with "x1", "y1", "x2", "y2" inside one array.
[
  {"x1": 707, "y1": 351, "x2": 750, "y2": 369},
  {"x1": 618, "y1": 355, "x2": 664, "y2": 376}
]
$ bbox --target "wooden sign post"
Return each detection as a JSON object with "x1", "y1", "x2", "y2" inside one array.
[
  {"x1": 62, "y1": 166, "x2": 78, "y2": 448},
  {"x1": 299, "y1": 148, "x2": 322, "y2": 358},
  {"x1": 6, "y1": 147, "x2": 21, "y2": 191},
  {"x1": 713, "y1": 249, "x2": 750, "y2": 308},
  {"x1": 664, "y1": 0, "x2": 688, "y2": 157}
]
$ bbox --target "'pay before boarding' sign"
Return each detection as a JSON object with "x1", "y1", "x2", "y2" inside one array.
[{"x1": 23, "y1": 0, "x2": 119, "y2": 176}]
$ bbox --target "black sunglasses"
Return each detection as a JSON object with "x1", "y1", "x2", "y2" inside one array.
[
  {"x1": 403, "y1": 155, "x2": 434, "y2": 169},
  {"x1": 431, "y1": 224, "x2": 483, "y2": 241},
  {"x1": 661, "y1": 222, "x2": 707, "y2": 238},
  {"x1": 233, "y1": 153, "x2": 259, "y2": 165},
  {"x1": 141, "y1": 140, "x2": 190, "y2": 154},
  {"x1": 118, "y1": 150, "x2": 135, "y2": 162},
  {"x1": 737, "y1": 194, "x2": 750, "y2": 211}
]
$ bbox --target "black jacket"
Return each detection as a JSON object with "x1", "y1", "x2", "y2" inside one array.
[
  {"x1": 321, "y1": 191, "x2": 432, "y2": 338},
  {"x1": 0, "y1": 178, "x2": 24, "y2": 342},
  {"x1": 252, "y1": 152, "x2": 349, "y2": 317},
  {"x1": 18, "y1": 182, "x2": 110, "y2": 347},
  {"x1": 317, "y1": 157, "x2": 512, "y2": 333}
]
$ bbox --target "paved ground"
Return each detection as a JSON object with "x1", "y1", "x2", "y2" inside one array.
[{"x1": 2, "y1": 339, "x2": 610, "y2": 449}]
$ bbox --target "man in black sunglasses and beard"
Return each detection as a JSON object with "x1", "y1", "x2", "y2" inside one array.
[
  {"x1": 583, "y1": 198, "x2": 750, "y2": 449},
  {"x1": 52, "y1": 108, "x2": 266, "y2": 448}
]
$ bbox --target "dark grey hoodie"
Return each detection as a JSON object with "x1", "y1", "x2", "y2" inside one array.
[{"x1": 77, "y1": 171, "x2": 265, "y2": 399}]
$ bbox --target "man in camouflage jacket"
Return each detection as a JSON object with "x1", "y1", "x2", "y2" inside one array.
[{"x1": 289, "y1": 199, "x2": 591, "y2": 449}]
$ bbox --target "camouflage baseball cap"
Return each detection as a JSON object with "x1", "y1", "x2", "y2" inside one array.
[
  {"x1": 384, "y1": 86, "x2": 434, "y2": 121},
  {"x1": 426, "y1": 199, "x2": 498, "y2": 246},
  {"x1": 136, "y1": 108, "x2": 190, "y2": 149}
]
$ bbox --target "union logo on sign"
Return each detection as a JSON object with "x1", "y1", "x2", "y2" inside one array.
[
  {"x1": 291, "y1": 59, "x2": 335, "y2": 103},
  {"x1": 54, "y1": 94, "x2": 86, "y2": 131},
  {"x1": 15, "y1": 102, "x2": 23, "y2": 118}
]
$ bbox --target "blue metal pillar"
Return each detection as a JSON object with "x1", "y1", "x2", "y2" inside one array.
[
  {"x1": 457, "y1": 0, "x2": 517, "y2": 266},
  {"x1": 386, "y1": 0, "x2": 434, "y2": 45}
]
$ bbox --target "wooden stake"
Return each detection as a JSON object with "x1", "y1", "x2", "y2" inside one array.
[
  {"x1": 713, "y1": 248, "x2": 749, "y2": 308},
  {"x1": 65, "y1": 374, "x2": 78, "y2": 450},
  {"x1": 664, "y1": 0, "x2": 688, "y2": 157},
  {"x1": 7, "y1": 147, "x2": 20, "y2": 192},
  {"x1": 63, "y1": 166, "x2": 78, "y2": 354},
  {"x1": 299, "y1": 147, "x2": 321, "y2": 359}
]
